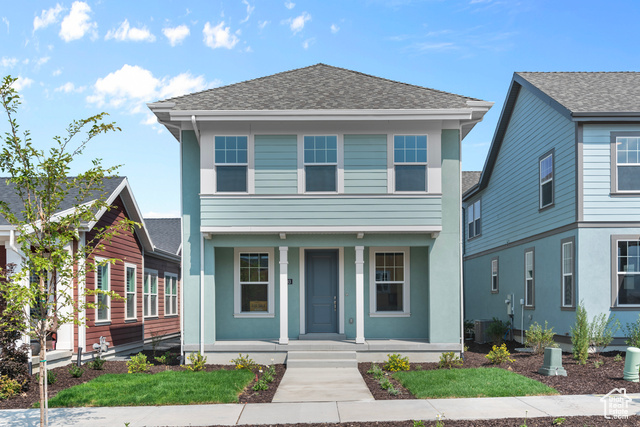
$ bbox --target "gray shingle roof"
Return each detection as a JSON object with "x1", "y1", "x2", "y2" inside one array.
[
  {"x1": 462, "y1": 171, "x2": 481, "y2": 195},
  {"x1": 144, "y1": 218, "x2": 181, "y2": 255},
  {"x1": 517, "y1": 72, "x2": 640, "y2": 113},
  {"x1": 0, "y1": 176, "x2": 125, "y2": 225},
  {"x1": 162, "y1": 63, "x2": 481, "y2": 111}
]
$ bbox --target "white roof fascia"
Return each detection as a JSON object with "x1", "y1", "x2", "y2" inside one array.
[{"x1": 201, "y1": 225, "x2": 442, "y2": 234}]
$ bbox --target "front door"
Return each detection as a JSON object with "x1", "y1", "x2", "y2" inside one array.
[{"x1": 305, "y1": 249, "x2": 338, "y2": 333}]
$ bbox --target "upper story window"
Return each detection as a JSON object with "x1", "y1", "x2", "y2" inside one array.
[
  {"x1": 215, "y1": 136, "x2": 248, "y2": 193},
  {"x1": 394, "y1": 135, "x2": 427, "y2": 192},
  {"x1": 614, "y1": 135, "x2": 640, "y2": 192},
  {"x1": 467, "y1": 200, "x2": 481, "y2": 239},
  {"x1": 614, "y1": 238, "x2": 640, "y2": 306},
  {"x1": 539, "y1": 151, "x2": 554, "y2": 209},
  {"x1": 304, "y1": 135, "x2": 337, "y2": 192}
]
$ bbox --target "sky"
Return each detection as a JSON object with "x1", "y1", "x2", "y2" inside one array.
[{"x1": 1, "y1": 0, "x2": 640, "y2": 217}]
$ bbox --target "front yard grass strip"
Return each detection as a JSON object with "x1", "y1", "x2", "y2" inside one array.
[
  {"x1": 393, "y1": 367, "x2": 558, "y2": 399},
  {"x1": 44, "y1": 369, "x2": 255, "y2": 407}
]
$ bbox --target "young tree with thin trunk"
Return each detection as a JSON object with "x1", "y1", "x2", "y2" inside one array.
[{"x1": 0, "y1": 76, "x2": 137, "y2": 426}]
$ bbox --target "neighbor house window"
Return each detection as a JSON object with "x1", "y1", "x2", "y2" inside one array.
[
  {"x1": 369, "y1": 248, "x2": 410, "y2": 316},
  {"x1": 613, "y1": 134, "x2": 640, "y2": 192},
  {"x1": 215, "y1": 136, "x2": 248, "y2": 192},
  {"x1": 95, "y1": 258, "x2": 110, "y2": 322},
  {"x1": 234, "y1": 248, "x2": 275, "y2": 317},
  {"x1": 125, "y1": 264, "x2": 136, "y2": 320},
  {"x1": 539, "y1": 151, "x2": 554, "y2": 209},
  {"x1": 467, "y1": 200, "x2": 481, "y2": 239},
  {"x1": 144, "y1": 270, "x2": 158, "y2": 317},
  {"x1": 561, "y1": 239, "x2": 575, "y2": 308},
  {"x1": 525, "y1": 249, "x2": 535, "y2": 308},
  {"x1": 304, "y1": 135, "x2": 337, "y2": 192},
  {"x1": 491, "y1": 257, "x2": 499, "y2": 293},
  {"x1": 165, "y1": 273, "x2": 178, "y2": 316},
  {"x1": 614, "y1": 239, "x2": 640, "y2": 306},
  {"x1": 394, "y1": 135, "x2": 427, "y2": 191}
]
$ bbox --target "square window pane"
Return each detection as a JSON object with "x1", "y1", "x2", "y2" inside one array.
[
  {"x1": 249, "y1": 254, "x2": 259, "y2": 267},
  {"x1": 417, "y1": 135, "x2": 427, "y2": 149},
  {"x1": 376, "y1": 283, "x2": 403, "y2": 311},
  {"x1": 394, "y1": 267, "x2": 404, "y2": 281},
  {"x1": 384, "y1": 253, "x2": 395, "y2": 266},
  {"x1": 127, "y1": 297, "x2": 135, "y2": 318},
  {"x1": 215, "y1": 149, "x2": 225, "y2": 163},
  {"x1": 326, "y1": 149, "x2": 337, "y2": 163},
  {"x1": 237, "y1": 150, "x2": 247, "y2": 163},
  {"x1": 395, "y1": 165, "x2": 426, "y2": 191},
  {"x1": 417, "y1": 149, "x2": 427, "y2": 163},
  {"x1": 405, "y1": 148, "x2": 416, "y2": 162},
  {"x1": 394, "y1": 149, "x2": 404, "y2": 162},
  {"x1": 618, "y1": 166, "x2": 640, "y2": 191},
  {"x1": 375, "y1": 268, "x2": 389, "y2": 282},
  {"x1": 304, "y1": 136, "x2": 313, "y2": 149},
  {"x1": 217, "y1": 166, "x2": 247, "y2": 192},
  {"x1": 240, "y1": 267, "x2": 249, "y2": 282},
  {"x1": 241, "y1": 284, "x2": 268, "y2": 312},
  {"x1": 327, "y1": 136, "x2": 337, "y2": 149},
  {"x1": 316, "y1": 149, "x2": 326, "y2": 163},
  {"x1": 226, "y1": 150, "x2": 237, "y2": 163},
  {"x1": 394, "y1": 253, "x2": 404, "y2": 267},
  {"x1": 304, "y1": 149, "x2": 314, "y2": 163},
  {"x1": 306, "y1": 165, "x2": 336, "y2": 192},
  {"x1": 394, "y1": 137, "x2": 404, "y2": 150},
  {"x1": 541, "y1": 181, "x2": 553, "y2": 206},
  {"x1": 630, "y1": 151, "x2": 639, "y2": 164},
  {"x1": 406, "y1": 135, "x2": 416, "y2": 149},
  {"x1": 237, "y1": 137, "x2": 247, "y2": 150},
  {"x1": 375, "y1": 253, "x2": 385, "y2": 268},
  {"x1": 618, "y1": 150, "x2": 627, "y2": 164},
  {"x1": 618, "y1": 274, "x2": 640, "y2": 305},
  {"x1": 259, "y1": 268, "x2": 269, "y2": 282},
  {"x1": 630, "y1": 138, "x2": 639, "y2": 151},
  {"x1": 215, "y1": 137, "x2": 225, "y2": 149},
  {"x1": 250, "y1": 268, "x2": 259, "y2": 282},
  {"x1": 260, "y1": 254, "x2": 269, "y2": 268},
  {"x1": 316, "y1": 136, "x2": 325, "y2": 150},
  {"x1": 226, "y1": 137, "x2": 236, "y2": 149}
]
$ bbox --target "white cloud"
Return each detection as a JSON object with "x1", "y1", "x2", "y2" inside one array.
[
  {"x1": 258, "y1": 20, "x2": 269, "y2": 30},
  {"x1": 37, "y1": 56, "x2": 50, "y2": 66},
  {"x1": 203, "y1": 21, "x2": 239, "y2": 49},
  {"x1": 302, "y1": 38, "x2": 315, "y2": 49},
  {"x1": 413, "y1": 42, "x2": 456, "y2": 51},
  {"x1": 163, "y1": 25, "x2": 190, "y2": 46},
  {"x1": 33, "y1": 4, "x2": 63, "y2": 32},
  {"x1": 287, "y1": 12, "x2": 310, "y2": 34},
  {"x1": 330, "y1": 24, "x2": 339, "y2": 34},
  {"x1": 285, "y1": 1, "x2": 295, "y2": 9},
  {"x1": 141, "y1": 112, "x2": 157, "y2": 126},
  {"x1": 55, "y1": 82, "x2": 85, "y2": 93},
  {"x1": 2, "y1": 17, "x2": 10, "y2": 33},
  {"x1": 13, "y1": 76, "x2": 34, "y2": 91},
  {"x1": 105, "y1": 19, "x2": 156, "y2": 42},
  {"x1": 52, "y1": 68, "x2": 62, "y2": 76},
  {"x1": 159, "y1": 72, "x2": 212, "y2": 99},
  {"x1": 22, "y1": 59, "x2": 29, "y2": 65},
  {"x1": 240, "y1": 0, "x2": 255, "y2": 24},
  {"x1": 0, "y1": 57, "x2": 18, "y2": 68},
  {"x1": 59, "y1": 1, "x2": 97, "y2": 42}
]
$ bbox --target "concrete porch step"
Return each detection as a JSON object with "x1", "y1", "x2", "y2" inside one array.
[
  {"x1": 286, "y1": 350, "x2": 357, "y2": 368},
  {"x1": 298, "y1": 333, "x2": 347, "y2": 340}
]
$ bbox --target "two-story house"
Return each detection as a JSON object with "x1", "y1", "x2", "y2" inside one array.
[
  {"x1": 463, "y1": 72, "x2": 640, "y2": 347},
  {"x1": 148, "y1": 64, "x2": 492, "y2": 362}
]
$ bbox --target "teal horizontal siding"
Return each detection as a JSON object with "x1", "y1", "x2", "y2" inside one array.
[
  {"x1": 344, "y1": 135, "x2": 387, "y2": 194},
  {"x1": 201, "y1": 197, "x2": 441, "y2": 227},
  {"x1": 254, "y1": 135, "x2": 298, "y2": 194},
  {"x1": 465, "y1": 87, "x2": 576, "y2": 255},
  {"x1": 583, "y1": 124, "x2": 640, "y2": 222}
]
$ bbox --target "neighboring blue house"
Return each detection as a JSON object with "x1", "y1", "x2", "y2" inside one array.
[
  {"x1": 148, "y1": 64, "x2": 492, "y2": 362},
  {"x1": 463, "y1": 72, "x2": 640, "y2": 346}
]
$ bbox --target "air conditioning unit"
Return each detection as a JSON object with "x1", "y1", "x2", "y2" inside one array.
[{"x1": 474, "y1": 319, "x2": 492, "y2": 344}]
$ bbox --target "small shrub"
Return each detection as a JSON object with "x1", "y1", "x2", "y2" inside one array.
[
  {"x1": 252, "y1": 378, "x2": 269, "y2": 391},
  {"x1": 413, "y1": 421, "x2": 425, "y2": 427},
  {"x1": 593, "y1": 360, "x2": 604, "y2": 369},
  {"x1": 0, "y1": 303, "x2": 30, "y2": 391},
  {"x1": 525, "y1": 321, "x2": 557, "y2": 355},
  {"x1": 552, "y1": 417, "x2": 565, "y2": 425},
  {"x1": 485, "y1": 343, "x2": 514, "y2": 365},
  {"x1": 231, "y1": 353, "x2": 258, "y2": 372},
  {"x1": 154, "y1": 351, "x2": 176, "y2": 365},
  {"x1": 614, "y1": 354, "x2": 623, "y2": 362},
  {"x1": 387, "y1": 385, "x2": 399, "y2": 396},
  {"x1": 571, "y1": 302, "x2": 589, "y2": 365},
  {"x1": 0, "y1": 375, "x2": 22, "y2": 400},
  {"x1": 35, "y1": 370, "x2": 57, "y2": 385},
  {"x1": 589, "y1": 313, "x2": 619, "y2": 357},
  {"x1": 127, "y1": 353, "x2": 151, "y2": 374},
  {"x1": 384, "y1": 353, "x2": 410, "y2": 372},
  {"x1": 438, "y1": 352, "x2": 463, "y2": 369},
  {"x1": 624, "y1": 316, "x2": 640, "y2": 349},
  {"x1": 183, "y1": 351, "x2": 207, "y2": 372},
  {"x1": 367, "y1": 363, "x2": 385, "y2": 380},
  {"x1": 261, "y1": 365, "x2": 276, "y2": 383},
  {"x1": 414, "y1": 364, "x2": 423, "y2": 371},
  {"x1": 68, "y1": 365, "x2": 84, "y2": 378},
  {"x1": 379, "y1": 377, "x2": 392, "y2": 390},
  {"x1": 87, "y1": 357, "x2": 106, "y2": 370},
  {"x1": 487, "y1": 317, "x2": 509, "y2": 345}
]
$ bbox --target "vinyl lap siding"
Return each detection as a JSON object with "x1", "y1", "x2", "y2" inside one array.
[
  {"x1": 201, "y1": 196, "x2": 442, "y2": 228},
  {"x1": 466, "y1": 87, "x2": 575, "y2": 255},
  {"x1": 254, "y1": 135, "x2": 297, "y2": 194},
  {"x1": 583, "y1": 124, "x2": 640, "y2": 221},
  {"x1": 143, "y1": 255, "x2": 180, "y2": 339},
  {"x1": 344, "y1": 135, "x2": 387, "y2": 193}
]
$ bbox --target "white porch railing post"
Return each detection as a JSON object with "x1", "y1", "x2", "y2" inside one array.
[
  {"x1": 355, "y1": 246, "x2": 365, "y2": 344},
  {"x1": 279, "y1": 246, "x2": 289, "y2": 344}
]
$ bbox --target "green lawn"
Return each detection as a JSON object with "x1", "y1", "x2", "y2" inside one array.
[
  {"x1": 393, "y1": 367, "x2": 558, "y2": 399},
  {"x1": 45, "y1": 369, "x2": 255, "y2": 407}
]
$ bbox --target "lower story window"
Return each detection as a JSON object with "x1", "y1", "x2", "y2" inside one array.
[
  {"x1": 525, "y1": 249, "x2": 535, "y2": 308},
  {"x1": 165, "y1": 274, "x2": 178, "y2": 316},
  {"x1": 616, "y1": 239, "x2": 640, "y2": 306},
  {"x1": 125, "y1": 264, "x2": 136, "y2": 319},
  {"x1": 370, "y1": 248, "x2": 410, "y2": 316},
  {"x1": 96, "y1": 260, "x2": 110, "y2": 322},
  {"x1": 144, "y1": 270, "x2": 158, "y2": 317},
  {"x1": 234, "y1": 248, "x2": 275, "y2": 317},
  {"x1": 561, "y1": 239, "x2": 574, "y2": 308},
  {"x1": 491, "y1": 258, "x2": 498, "y2": 293}
]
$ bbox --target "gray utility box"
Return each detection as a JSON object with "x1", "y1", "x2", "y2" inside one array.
[{"x1": 474, "y1": 319, "x2": 492, "y2": 344}]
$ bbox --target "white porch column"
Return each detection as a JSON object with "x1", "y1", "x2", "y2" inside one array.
[
  {"x1": 279, "y1": 246, "x2": 289, "y2": 345},
  {"x1": 355, "y1": 246, "x2": 365, "y2": 344},
  {"x1": 5, "y1": 240, "x2": 28, "y2": 348}
]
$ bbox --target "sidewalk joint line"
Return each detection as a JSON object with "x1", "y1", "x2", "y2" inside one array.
[
  {"x1": 514, "y1": 396, "x2": 552, "y2": 416},
  {"x1": 235, "y1": 403, "x2": 247, "y2": 425}
]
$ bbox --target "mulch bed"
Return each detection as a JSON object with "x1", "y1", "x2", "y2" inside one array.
[
  {"x1": 0, "y1": 347, "x2": 285, "y2": 409},
  {"x1": 360, "y1": 340, "x2": 640, "y2": 399}
]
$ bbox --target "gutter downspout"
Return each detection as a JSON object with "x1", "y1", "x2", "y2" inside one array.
[
  {"x1": 200, "y1": 233, "x2": 204, "y2": 355},
  {"x1": 458, "y1": 128, "x2": 465, "y2": 359}
]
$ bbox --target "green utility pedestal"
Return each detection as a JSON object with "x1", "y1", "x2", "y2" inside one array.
[
  {"x1": 623, "y1": 347, "x2": 640, "y2": 382},
  {"x1": 538, "y1": 347, "x2": 567, "y2": 376}
]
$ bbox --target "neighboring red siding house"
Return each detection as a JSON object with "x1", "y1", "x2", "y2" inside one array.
[{"x1": 0, "y1": 177, "x2": 181, "y2": 367}]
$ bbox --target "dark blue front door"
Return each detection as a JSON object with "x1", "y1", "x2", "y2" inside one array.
[{"x1": 305, "y1": 249, "x2": 338, "y2": 333}]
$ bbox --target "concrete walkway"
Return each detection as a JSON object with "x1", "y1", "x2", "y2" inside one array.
[
  {"x1": 2, "y1": 394, "x2": 639, "y2": 426},
  {"x1": 273, "y1": 367, "x2": 373, "y2": 402}
]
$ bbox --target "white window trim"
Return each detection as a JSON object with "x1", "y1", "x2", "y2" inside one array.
[
  {"x1": 144, "y1": 269, "x2": 159, "y2": 318},
  {"x1": 467, "y1": 200, "x2": 481, "y2": 239},
  {"x1": 124, "y1": 263, "x2": 137, "y2": 321},
  {"x1": 369, "y1": 246, "x2": 411, "y2": 317},
  {"x1": 94, "y1": 256, "x2": 111, "y2": 323},
  {"x1": 234, "y1": 247, "x2": 275, "y2": 318},
  {"x1": 391, "y1": 134, "x2": 428, "y2": 194},
  {"x1": 613, "y1": 237, "x2": 640, "y2": 308},
  {"x1": 491, "y1": 257, "x2": 498, "y2": 293},
  {"x1": 561, "y1": 240, "x2": 574, "y2": 308},
  {"x1": 299, "y1": 134, "x2": 342, "y2": 194},
  {"x1": 539, "y1": 151, "x2": 554, "y2": 209},
  {"x1": 164, "y1": 273, "x2": 179, "y2": 316},
  {"x1": 213, "y1": 134, "x2": 251, "y2": 195},
  {"x1": 613, "y1": 134, "x2": 640, "y2": 194},
  {"x1": 525, "y1": 249, "x2": 535, "y2": 308}
]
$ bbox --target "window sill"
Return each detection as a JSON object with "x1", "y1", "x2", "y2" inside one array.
[
  {"x1": 539, "y1": 203, "x2": 555, "y2": 212},
  {"x1": 233, "y1": 313, "x2": 275, "y2": 318},
  {"x1": 369, "y1": 312, "x2": 411, "y2": 318},
  {"x1": 163, "y1": 314, "x2": 179, "y2": 318},
  {"x1": 94, "y1": 321, "x2": 111, "y2": 326},
  {"x1": 144, "y1": 316, "x2": 159, "y2": 320},
  {"x1": 467, "y1": 234, "x2": 481, "y2": 241},
  {"x1": 490, "y1": 290, "x2": 499, "y2": 294},
  {"x1": 560, "y1": 306, "x2": 575, "y2": 311},
  {"x1": 524, "y1": 306, "x2": 535, "y2": 310},
  {"x1": 611, "y1": 305, "x2": 640, "y2": 311},
  {"x1": 124, "y1": 318, "x2": 138, "y2": 323},
  {"x1": 610, "y1": 192, "x2": 640, "y2": 197}
]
